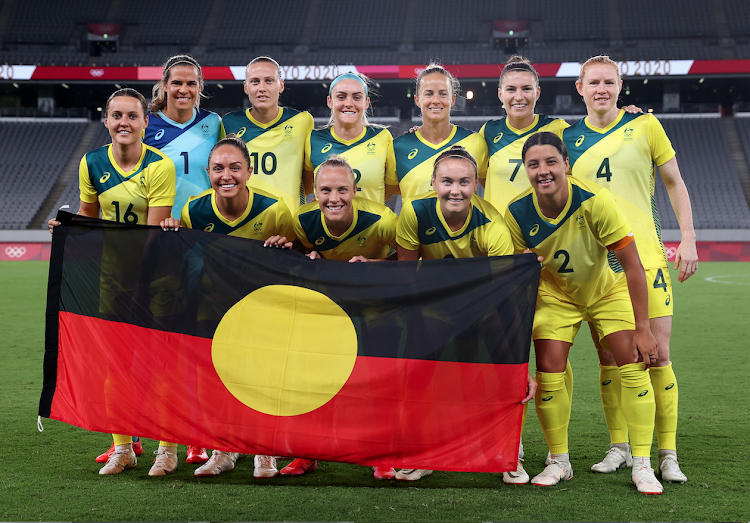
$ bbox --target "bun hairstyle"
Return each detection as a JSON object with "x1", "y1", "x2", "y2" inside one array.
[
  {"x1": 415, "y1": 62, "x2": 461, "y2": 98},
  {"x1": 521, "y1": 131, "x2": 569, "y2": 163},
  {"x1": 149, "y1": 54, "x2": 205, "y2": 114},
  {"x1": 432, "y1": 145, "x2": 478, "y2": 179},
  {"x1": 498, "y1": 55, "x2": 539, "y2": 88},
  {"x1": 105, "y1": 88, "x2": 148, "y2": 117},
  {"x1": 207, "y1": 133, "x2": 251, "y2": 167}
]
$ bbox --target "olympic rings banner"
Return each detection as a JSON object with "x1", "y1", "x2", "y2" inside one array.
[{"x1": 0, "y1": 243, "x2": 51, "y2": 261}]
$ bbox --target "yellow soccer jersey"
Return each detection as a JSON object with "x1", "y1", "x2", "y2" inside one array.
[
  {"x1": 79, "y1": 143, "x2": 175, "y2": 224},
  {"x1": 294, "y1": 197, "x2": 397, "y2": 260},
  {"x1": 397, "y1": 192, "x2": 513, "y2": 259},
  {"x1": 221, "y1": 107, "x2": 313, "y2": 211},
  {"x1": 564, "y1": 110, "x2": 675, "y2": 269},
  {"x1": 180, "y1": 187, "x2": 295, "y2": 242},
  {"x1": 481, "y1": 115, "x2": 569, "y2": 214},
  {"x1": 305, "y1": 125, "x2": 396, "y2": 204},
  {"x1": 392, "y1": 126, "x2": 489, "y2": 200},
  {"x1": 505, "y1": 177, "x2": 633, "y2": 307}
]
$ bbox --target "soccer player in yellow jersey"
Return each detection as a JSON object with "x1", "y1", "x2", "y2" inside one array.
[
  {"x1": 161, "y1": 135, "x2": 295, "y2": 480},
  {"x1": 222, "y1": 56, "x2": 314, "y2": 211},
  {"x1": 506, "y1": 132, "x2": 663, "y2": 495},
  {"x1": 304, "y1": 72, "x2": 397, "y2": 204},
  {"x1": 281, "y1": 155, "x2": 398, "y2": 480},
  {"x1": 565, "y1": 56, "x2": 698, "y2": 483},
  {"x1": 393, "y1": 64, "x2": 488, "y2": 200},
  {"x1": 48, "y1": 88, "x2": 176, "y2": 476},
  {"x1": 395, "y1": 145, "x2": 536, "y2": 483}
]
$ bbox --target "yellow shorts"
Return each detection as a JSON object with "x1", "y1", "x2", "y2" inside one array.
[
  {"x1": 532, "y1": 278, "x2": 635, "y2": 344},
  {"x1": 646, "y1": 267, "x2": 674, "y2": 319}
]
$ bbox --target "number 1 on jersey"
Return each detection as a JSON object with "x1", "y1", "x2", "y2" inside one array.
[{"x1": 180, "y1": 151, "x2": 188, "y2": 175}]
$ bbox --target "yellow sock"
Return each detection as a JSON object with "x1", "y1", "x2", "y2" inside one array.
[
  {"x1": 618, "y1": 363, "x2": 656, "y2": 458},
  {"x1": 650, "y1": 363, "x2": 678, "y2": 451},
  {"x1": 112, "y1": 434, "x2": 132, "y2": 446},
  {"x1": 535, "y1": 371, "x2": 569, "y2": 455},
  {"x1": 159, "y1": 441, "x2": 178, "y2": 447},
  {"x1": 564, "y1": 359, "x2": 574, "y2": 417},
  {"x1": 599, "y1": 365, "x2": 629, "y2": 445}
]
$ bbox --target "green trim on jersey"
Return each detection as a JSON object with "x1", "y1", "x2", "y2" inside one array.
[
  {"x1": 308, "y1": 126, "x2": 380, "y2": 168},
  {"x1": 485, "y1": 115, "x2": 559, "y2": 156},
  {"x1": 565, "y1": 112, "x2": 642, "y2": 168},
  {"x1": 222, "y1": 107, "x2": 300, "y2": 143},
  {"x1": 297, "y1": 207, "x2": 382, "y2": 252},
  {"x1": 394, "y1": 126, "x2": 474, "y2": 182},
  {"x1": 186, "y1": 191, "x2": 278, "y2": 235},
  {"x1": 87, "y1": 147, "x2": 163, "y2": 194},
  {"x1": 412, "y1": 197, "x2": 492, "y2": 245}
]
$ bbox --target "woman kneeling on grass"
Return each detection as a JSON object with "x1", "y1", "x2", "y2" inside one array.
[{"x1": 504, "y1": 131, "x2": 663, "y2": 495}]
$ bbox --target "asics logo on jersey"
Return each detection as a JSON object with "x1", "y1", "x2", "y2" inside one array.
[
  {"x1": 493, "y1": 132, "x2": 503, "y2": 143},
  {"x1": 575, "y1": 135, "x2": 585, "y2": 147},
  {"x1": 665, "y1": 294, "x2": 671, "y2": 306},
  {"x1": 602, "y1": 380, "x2": 612, "y2": 386},
  {"x1": 665, "y1": 383, "x2": 675, "y2": 390},
  {"x1": 638, "y1": 390, "x2": 649, "y2": 397},
  {"x1": 315, "y1": 236, "x2": 325, "y2": 245},
  {"x1": 542, "y1": 396, "x2": 553, "y2": 401},
  {"x1": 154, "y1": 129, "x2": 165, "y2": 140},
  {"x1": 204, "y1": 223, "x2": 215, "y2": 232},
  {"x1": 425, "y1": 227, "x2": 436, "y2": 235},
  {"x1": 408, "y1": 148, "x2": 418, "y2": 160},
  {"x1": 529, "y1": 224, "x2": 540, "y2": 236},
  {"x1": 237, "y1": 127, "x2": 247, "y2": 138},
  {"x1": 99, "y1": 172, "x2": 111, "y2": 183},
  {"x1": 357, "y1": 236, "x2": 367, "y2": 247},
  {"x1": 321, "y1": 143, "x2": 333, "y2": 153}
]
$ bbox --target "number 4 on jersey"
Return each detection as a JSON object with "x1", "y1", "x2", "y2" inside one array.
[{"x1": 596, "y1": 158, "x2": 612, "y2": 182}]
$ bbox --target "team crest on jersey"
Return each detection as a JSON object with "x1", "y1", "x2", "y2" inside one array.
[
  {"x1": 315, "y1": 236, "x2": 326, "y2": 245},
  {"x1": 99, "y1": 172, "x2": 111, "y2": 183},
  {"x1": 366, "y1": 142, "x2": 376, "y2": 155},
  {"x1": 204, "y1": 223, "x2": 215, "y2": 232},
  {"x1": 470, "y1": 234, "x2": 477, "y2": 245},
  {"x1": 139, "y1": 174, "x2": 146, "y2": 191},
  {"x1": 202, "y1": 123, "x2": 210, "y2": 136},
  {"x1": 284, "y1": 124, "x2": 293, "y2": 137},
  {"x1": 321, "y1": 143, "x2": 333, "y2": 153},
  {"x1": 408, "y1": 148, "x2": 419, "y2": 160},
  {"x1": 529, "y1": 224, "x2": 540, "y2": 236},
  {"x1": 357, "y1": 236, "x2": 367, "y2": 247},
  {"x1": 623, "y1": 127, "x2": 634, "y2": 141},
  {"x1": 253, "y1": 222, "x2": 263, "y2": 234},
  {"x1": 575, "y1": 215, "x2": 586, "y2": 229},
  {"x1": 493, "y1": 132, "x2": 503, "y2": 143},
  {"x1": 575, "y1": 135, "x2": 585, "y2": 147}
]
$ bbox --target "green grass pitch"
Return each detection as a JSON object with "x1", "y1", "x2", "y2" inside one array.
[{"x1": 0, "y1": 260, "x2": 748, "y2": 521}]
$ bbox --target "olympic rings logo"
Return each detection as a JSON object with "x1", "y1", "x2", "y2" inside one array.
[
  {"x1": 90, "y1": 69, "x2": 105, "y2": 77},
  {"x1": 5, "y1": 246, "x2": 27, "y2": 258},
  {"x1": 665, "y1": 246, "x2": 677, "y2": 261}
]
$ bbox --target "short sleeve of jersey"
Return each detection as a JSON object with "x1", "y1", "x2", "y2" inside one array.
[
  {"x1": 485, "y1": 215, "x2": 514, "y2": 256},
  {"x1": 378, "y1": 205, "x2": 398, "y2": 250},
  {"x1": 384, "y1": 132, "x2": 398, "y2": 186},
  {"x1": 395, "y1": 198, "x2": 420, "y2": 251},
  {"x1": 303, "y1": 133, "x2": 313, "y2": 172},
  {"x1": 647, "y1": 115, "x2": 676, "y2": 166},
  {"x1": 470, "y1": 132, "x2": 489, "y2": 179},
  {"x1": 592, "y1": 187, "x2": 632, "y2": 247},
  {"x1": 274, "y1": 198, "x2": 297, "y2": 242},
  {"x1": 147, "y1": 155, "x2": 176, "y2": 208},
  {"x1": 292, "y1": 211, "x2": 313, "y2": 250},
  {"x1": 179, "y1": 200, "x2": 192, "y2": 229},
  {"x1": 504, "y1": 207, "x2": 528, "y2": 254},
  {"x1": 78, "y1": 155, "x2": 98, "y2": 204}
]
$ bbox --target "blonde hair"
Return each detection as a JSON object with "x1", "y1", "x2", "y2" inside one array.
[
  {"x1": 149, "y1": 55, "x2": 205, "y2": 114},
  {"x1": 579, "y1": 55, "x2": 622, "y2": 83},
  {"x1": 499, "y1": 55, "x2": 539, "y2": 88},
  {"x1": 315, "y1": 154, "x2": 357, "y2": 187}
]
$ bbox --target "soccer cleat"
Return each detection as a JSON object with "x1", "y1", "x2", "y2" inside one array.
[
  {"x1": 148, "y1": 448, "x2": 178, "y2": 476},
  {"x1": 186, "y1": 446, "x2": 209, "y2": 464},
  {"x1": 253, "y1": 455, "x2": 279, "y2": 478},
  {"x1": 373, "y1": 467, "x2": 396, "y2": 480},
  {"x1": 632, "y1": 457, "x2": 663, "y2": 494},
  {"x1": 531, "y1": 459, "x2": 573, "y2": 486},
  {"x1": 99, "y1": 448, "x2": 137, "y2": 475},
  {"x1": 591, "y1": 446, "x2": 633, "y2": 473},
  {"x1": 280, "y1": 458, "x2": 317, "y2": 476},
  {"x1": 394, "y1": 469, "x2": 433, "y2": 481},
  {"x1": 502, "y1": 458, "x2": 530, "y2": 484},
  {"x1": 659, "y1": 455, "x2": 687, "y2": 483},
  {"x1": 96, "y1": 440, "x2": 143, "y2": 463},
  {"x1": 194, "y1": 451, "x2": 241, "y2": 476}
]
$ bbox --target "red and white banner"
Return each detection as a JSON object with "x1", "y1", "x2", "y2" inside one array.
[
  {"x1": 1, "y1": 243, "x2": 51, "y2": 261},
  {"x1": 663, "y1": 242, "x2": 750, "y2": 262}
]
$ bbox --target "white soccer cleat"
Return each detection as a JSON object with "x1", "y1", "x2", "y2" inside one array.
[
  {"x1": 99, "y1": 448, "x2": 137, "y2": 475},
  {"x1": 591, "y1": 446, "x2": 633, "y2": 473},
  {"x1": 659, "y1": 455, "x2": 687, "y2": 483},
  {"x1": 253, "y1": 455, "x2": 279, "y2": 478},
  {"x1": 149, "y1": 447, "x2": 178, "y2": 476},
  {"x1": 394, "y1": 469, "x2": 433, "y2": 481},
  {"x1": 531, "y1": 459, "x2": 573, "y2": 486},
  {"x1": 194, "y1": 451, "x2": 241, "y2": 476},
  {"x1": 502, "y1": 458, "x2": 529, "y2": 484},
  {"x1": 632, "y1": 457, "x2": 663, "y2": 495}
]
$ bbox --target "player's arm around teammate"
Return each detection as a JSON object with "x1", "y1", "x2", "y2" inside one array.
[
  {"x1": 506, "y1": 132, "x2": 662, "y2": 495},
  {"x1": 568, "y1": 56, "x2": 696, "y2": 482}
]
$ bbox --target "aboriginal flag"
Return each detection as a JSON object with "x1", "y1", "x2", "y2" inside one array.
[{"x1": 40, "y1": 211, "x2": 539, "y2": 473}]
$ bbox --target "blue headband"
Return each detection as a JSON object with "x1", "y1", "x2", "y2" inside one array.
[{"x1": 329, "y1": 73, "x2": 368, "y2": 97}]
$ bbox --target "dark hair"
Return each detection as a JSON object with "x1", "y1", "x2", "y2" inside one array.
[
  {"x1": 432, "y1": 145, "x2": 478, "y2": 180},
  {"x1": 415, "y1": 62, "x2": 461, "y2": 98},
  {"x1": 149, "y1": 54, "x2": 205, "y2": 114},
  {"x1": 522, "y1": 132, "x2": 568, "y2": 163},
  {"x1": 499, "y1": 55, "x2": 539, "y2": 88},
  {"x1": 208, "y1": 133, "x2": 251, "y2": 168},
  {"x1": 245, "y1": 55, "x2": 282, "y2": 79},
  {"x1": 105, "y1": 88, "x2": 148, "y2": 117}
]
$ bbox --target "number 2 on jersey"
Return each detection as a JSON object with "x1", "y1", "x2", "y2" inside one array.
[
  {"x1": 554, "y1": 249, "x2": 574, "y2": 273},
  {"x1": 352, "y1": 169, "x2": 362, "y2": 192}
]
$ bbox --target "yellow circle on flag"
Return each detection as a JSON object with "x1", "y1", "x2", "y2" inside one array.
[{"x1": 212, "y1": 285, "x2": 358, "y2": 416}]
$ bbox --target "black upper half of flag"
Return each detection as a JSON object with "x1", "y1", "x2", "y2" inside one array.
[{"x1": 48, "y1": 211, "x2": 539, "y2": 365}]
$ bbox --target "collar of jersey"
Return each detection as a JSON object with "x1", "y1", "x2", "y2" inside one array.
[
  {"x1": 531, "y1": 176, "x2": 573, "y2": 225},
  {"x1": 107, "y1": 143, "x2": 147, "y2": 178},
  {"x1": 330, "y1": 126, "x2": 367, "y2": 146},
  {"x1": 583, "y1": 109, "x2": 625, "y2": 134},
  {"x1": 434, "y1": 193, "x2": 474, "y2": 237},
  {"x1": 158, "y1": 108, "x2": 197, "y2": 129},
  {"x1": 415, "y1": 125, "x2": 457, "y2": 149},
  {"x1": 211, "y1": 187, "x2": 252, "y2": 226},
  {"x1": 506, "y1": 114, "x2": 539, "y2": 135},
  {"x1": 320, "y1": 197, "x2": 359, "y2": 240},
  {"x1": 245, "y1": 107, "x2": 283, "y2": 129}
]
